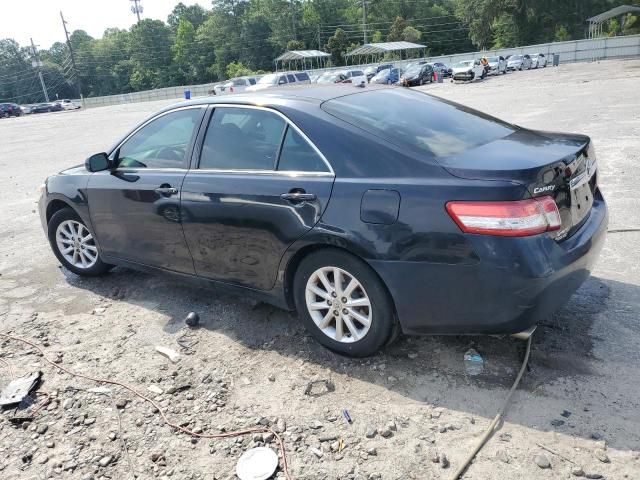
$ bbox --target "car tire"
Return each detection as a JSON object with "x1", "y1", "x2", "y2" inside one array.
[
  {"x1": 293, "y1": 249, "x2": 396, "y2": 357},
  {"x1": 47, "y1": 208, "x2": 112, "y2": 277}
]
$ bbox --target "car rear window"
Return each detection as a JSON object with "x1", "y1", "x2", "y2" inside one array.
[
  {"x1": 322, "y1": 89, "x2": 515, "y2": 157},
  {"x1": 294, "y1": 72, "x2": 310, "y2": 81}
]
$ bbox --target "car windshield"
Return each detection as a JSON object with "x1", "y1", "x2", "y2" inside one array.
[
  {"x1": 372, "y1": 70, "x2": 389, "y2": 80},
  {"x1": 322, "y1": 89, "x2": 515, "y2": 158},
  {"x1": 257, "y1": 74, "x2": 278, "y2": 85},
  {"x1": 404, "y1": 65, "x2": 421, "y2": 75},
  {"x1": 488, "y1": 57, "x2": 499, "y2": 62},
  {"x1": 511, "y1": 55, "x2": 523, "y2": 60},
  {"x1": 317, "y1": 73, "x2": 340, "y2": 83},
  {"x1": 454, "y1": 61, "x2": 472, "y2": 67}
]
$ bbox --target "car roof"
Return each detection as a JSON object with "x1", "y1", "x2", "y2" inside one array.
[{"x1": 166, "y1": 84, "x2": 392, "y2": 112}]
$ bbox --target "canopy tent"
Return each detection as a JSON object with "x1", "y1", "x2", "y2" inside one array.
[
  {"x1": 274, "y1": 50, "x2": 330, "y2": 71},
  {"x1": 586, "y1": 5, "x2": 640, "y2": 38},
  {"x1": 344, "y1": 41, "x2": 427, "y2": 64}
]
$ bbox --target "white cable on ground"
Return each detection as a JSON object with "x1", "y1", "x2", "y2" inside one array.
[{"x1": 449, "y1": 334, "x2": 533, "y2": 480}]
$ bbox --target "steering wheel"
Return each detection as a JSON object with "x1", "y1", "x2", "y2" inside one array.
[{"x1": 155, "y1": 146, "x2": 184, "y2": 161}]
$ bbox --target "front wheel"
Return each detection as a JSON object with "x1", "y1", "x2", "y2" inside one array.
[
  {"x1": 48, "y1": 208, "x2": 112, "y2": 276},
  {"x1": 293, "y1": 249, "x2": 396, "y2": 357}
]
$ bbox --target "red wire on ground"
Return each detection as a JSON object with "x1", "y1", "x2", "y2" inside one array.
[{"x1": 0, "y1": 332, "x2": 291, "y2": 479}]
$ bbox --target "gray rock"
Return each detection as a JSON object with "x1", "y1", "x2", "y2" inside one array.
[
  {"x1": 84, "y1": 417, "x2": 96, "y2": 426},
  {"x1": 37, "y1": 455, "x2": 49, "y2": 464},
  {"x1": 45, "y1": 440, "x2": 55, "y2": 448},
  {"x1": 440, "y1": 453, "x2": 449, "y2": 469},
  {"x1": 365, "y1": 429, "x2": 377, "y2": 439},
  {"x1": 386, "y1": 421, "x2": 397, "y2": 431},
  {"x1": 63, "y1": 460, "x2": 78, "y2": 471},
  {"x1": 37, "y1": 424, "x2": 48, "y2": 434},
  {"x1": 367, "y1": 447, "x2": 377, "y2": 456},
  {"x1": 63, "y1": 398, "x2": 74, "y2": 410},
  {"x1": 115, "y1": 398, "x2": 127, "y2": 409},
  {"x1": 495, "y1": 449, "x2": 511, "y2": 464},
  {"x1": 98, "y1": 456, "x2": 112, "y2": 467},
  {"x1": 309, "y1": 447, "x2": 323, "y2": 458},
  {"x1": 585, "y1": 474, "x2": 603, "y2": 479},
  {"x1": 571, "y1": 467, "x2": 585, "y2": 477},
  {"x1": 594, "y1": 448, "x2": 610, "y2": 463},
  {"x1": 262, "y1": 432, "x2": 275, "y2": 443},
  {"x1": 275, "y1": 418, "x2": 286, "y2": 433},
  {"x1": 534, "y1": 454, "x2": 551, "y2": 469},
  {"x1": 268, "y1": 374, "x2": 276, "y2": 382},
  {"x1": 551, "y1": 419, "x2": 565, "y2": 427},
  {"x1": 378, "y1": 427, "x2": 392, "y2": 438}
]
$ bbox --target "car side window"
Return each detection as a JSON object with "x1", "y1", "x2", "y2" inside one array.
[
  {"x1": 277, "y1": 126, "x2": 328, "y2": 173},
  {"x1": 116, "y1": 108, "x2": 202, "y2": 169},
  {"x1": 278, "y1": 75, "x2": 287, "y2": 85},
  {"x1": 199, "y1": 107, "x2": 286, "y2": 170}
]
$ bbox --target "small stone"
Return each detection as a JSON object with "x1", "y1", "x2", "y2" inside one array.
[
  {"x1": 45, "y1": 440, "x2": 55, "y2": 448},
  {"x1": 108, "y1": 432, "x2": 117, "y2": 441},
  {"x1": 551, "y1": 419, "x2": 565, "y2": 427},
  {"x1": 440, "y1": 453, "x2": 449, "y2": 469},
  {"x1": 585, "y1": 473, "x2": 603, "y2": 479},
  {"x1": 64, "y1": 460, "x2": 78, "y2": 471},
  {"x1": 275, "y1": 418, "x2": 286, "y2": 433},
  {"x1": 310, "y1": 420, "x2": 323, "y2": 430},
  {"x1": 151, "y1": 452, "x2": 164, "y2": 463},
  {"x1": 262, "y1": 432, "x2": 275, "y2": 443},
  {"x1": 84, "y1": 417, "x2": 96, "y2": 426},
  {"x1": 431, "y1": 452, "x2": 440, "y2": 463},
  {"x1": 365, "y1": 429, "x2": 377, "y2": 439},
  {"x1": 147, "y1": 385, "x2": 163, "y2": 395},
  {"x1": 593, "y1": 449, "x2": 609, "y2": 463},
  {"x1": 561, "y1": 410, "x2": 572, "y2": 418},
  {"x1": 309, "y1": 447, "x2": 323, "y2": 458},
  {"x1": 408, "y1": 353, "x2": 418, "y2": 359},
  {"x1": 37, "y1": 424, "x2": 48, "y2": 434},
  {"x1": 268, "y1": 374, "x2": 276, "y2": 382},
  {"x1": 386, "y1": 420, "x2": 397, "y2": 431},
  {"x1": 63, "y1": 398, "x2": 74, "y2": 410},
  {"x1": 98, "y1": 456, "x2": 112, "y2": 467},
  {"x1": 185, "y1": 312, "x2": 199, "y2": 327},
  {"x1": 495, "y1": 449, "x2": 510, "y2": 464},
  {"x1": 571, "y1": 467, "x2": 585, "y2": 477},
  {"x1": 534, "y1": 454, "x2": 551, "y2": 469},
  {"x1": 37, "y1": 455, "x2": 49, "y2": 464},
  {"x1": 367, "y1": 447, "x2": 377, "y2": 456},
  {"x1": 135, "y1": 418, "x2": 144, "y2": 427},
  {"x1": 378, "y1": 428, "x2": 392, "y2": 438},
  {"x1": 115, "y1": 399, "x2": 127, "y2": 409}
]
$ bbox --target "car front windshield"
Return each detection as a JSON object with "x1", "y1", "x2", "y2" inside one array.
[
  {"x1": 404, "y1": 66, "x2": 421, "y2": 76},
  {"x1": 511, "y1": 55, "x2": 523, "y2": 60},
  {"x1": 488, "y1": 57, "x2": 499, "y2": 62},
  {"x1": 454, "y1": 61, "x2": 472, "y2": 68},
  {"x1": 257, "y1": 74, "x2": 278, "y2": 85}
]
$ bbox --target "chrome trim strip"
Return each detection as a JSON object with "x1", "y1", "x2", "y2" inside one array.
[{"x1": 189, "y1": 169, "x2": 334, "y2": 177}]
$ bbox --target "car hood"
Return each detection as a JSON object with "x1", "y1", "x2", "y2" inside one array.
[
  {"x1": 59, "y1": 165, "x2": 87, "y2": 176},
  {"x1": 452, "y1": 66, "x2": 473, "y2": 73}
]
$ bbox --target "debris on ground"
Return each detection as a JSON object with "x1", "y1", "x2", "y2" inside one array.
[
  {"x1": 0, "y1": 371, "x2": 41, "y2": 408},
  {"x1": 236, "y1": 447, "x2": 279, "y2": 480},
  {"x1": 463, "y1": 348, "x2": 484, "y2": 376},
  {"x1": 303, "y1": 379, "x2": 335, "y2": 396},
  {"x1": 155, "y1": 345, "x2": 180, "y2": 363},
  {"x1": 184, "y1": 311, "x2": 200, "y2": 327}
]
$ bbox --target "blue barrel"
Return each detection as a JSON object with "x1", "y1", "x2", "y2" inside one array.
[
  {"x1": 184, "y1": 90, "x2": 191, "y2": 100},
  {"x1": 437, "y1": 71, "x2": 444, "y2": 83}
]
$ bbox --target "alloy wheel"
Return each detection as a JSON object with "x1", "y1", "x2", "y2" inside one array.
[
  {"x1": 305, "y1": 266, "x2": 372, "y2": 343},
  {"x1": 55, "y1": 220, "x2": 98, "y2": 269}
]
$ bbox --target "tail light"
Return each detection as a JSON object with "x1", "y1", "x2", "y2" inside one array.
[{"x1": 446, "y1": 196, "x2": 561, "y2": 237}]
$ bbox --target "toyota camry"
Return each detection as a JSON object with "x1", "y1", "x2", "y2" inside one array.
[{"x1": 38, "y1": 86, "x2": 607, "y2": 357}]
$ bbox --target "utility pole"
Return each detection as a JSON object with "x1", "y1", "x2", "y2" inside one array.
[
  {"x1": 130, "y1": 0, "x2": 143, "y2": 23},
  {"x1": 30, "y1": 38, "x2": 49, "y2": 102},
  {"x1": 60, "y1": 11, "x2": 83, "y2": 101},
  {"x1": 291, "y1": 0, "x2": 297, "y2": 40},
  {"x1": 362, "y1": 0, "x2": 368, "y2": 44}
]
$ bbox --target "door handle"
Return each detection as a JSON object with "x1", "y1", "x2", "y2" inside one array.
[
  {"x1": 280, "y1": 192, "x2": 317, "y2": 202},
  {"x1": 155, "y1": 187, "x2": 178, "y2": 195}
]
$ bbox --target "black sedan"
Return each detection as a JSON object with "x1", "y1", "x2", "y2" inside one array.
[
  {"x1": 0, "y1": 103, "x2": 22, "y2": 117},
  {"x1": 38, "y1": 86, "x2": 607, "y2": 357},
  {"x1": 32, "y1": 103, "x2": 54, "y2": 113},
  {"x1": 400, "y1": 63, "x2": 434, "y2": 86}
]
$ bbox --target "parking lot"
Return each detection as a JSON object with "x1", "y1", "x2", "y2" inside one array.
[{"x1": 1, "y1": 59, "x2": 639, "y2": 479}]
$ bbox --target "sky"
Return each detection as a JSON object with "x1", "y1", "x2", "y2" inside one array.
[{"x1": 2, "y1": 0, "x2": 209, "y2": 49}]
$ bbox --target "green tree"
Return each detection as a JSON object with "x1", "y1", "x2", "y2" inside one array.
[
  {"x1": 402, "y1": 26, "x2": 422, "y2": 43},
  {"x1": 387, "y1": 17, "x2": 408, "y2": 41},
  {"x1": 129, "y1": 19, "x2": 173, "y2": 89},
  {"x1": 325, "y1": 28, "x2": 348, "y2": 66},
  {"x1": 168, "y1": 2, "x2": 207, "y2": 30},
  {"x1": 172, "y1": 19, "x2": 198, "y2": 83},
  {"x1": 226, "y1": 61, "x2": 254, "y2": 78},
  {"x1": 554, "y1": 25, "x2": 571, "y2": 42},
  {"x1": 286, "y1": 39, "x2": 305, "y2": 51}
]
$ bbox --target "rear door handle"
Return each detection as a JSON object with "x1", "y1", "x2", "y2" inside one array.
[
  {"x1": 155, "y1": 187, "x2": 178, "y2": 195},
  {"x1": 280, "y1": 192, "x2": 317, "y2": 202}
]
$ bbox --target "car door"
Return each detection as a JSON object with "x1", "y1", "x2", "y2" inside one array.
[
  {"x1": 87, "y1": 106, "x2": 206, "y2": 273},
  {"x1": 181, "y1": 105, "x2": 335, "y2": 290}
]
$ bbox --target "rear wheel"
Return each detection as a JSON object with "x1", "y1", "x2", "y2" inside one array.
[
  {"x1": 48, "y1": 208, "x2": 112, "y2": 276},
  {"x1": 293, "y1": 249, "x2": 396, "y2": 357}
]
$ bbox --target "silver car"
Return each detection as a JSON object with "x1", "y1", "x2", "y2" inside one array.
[
  {"x1": 487, "y1": 56, "x2": 507, "y2": 75},
  {"x1": 507, "y1": 54, "x2": 532, "y2": 71},
  {"x1": 530, "y1": 53, "x2": 547, "y2": 68}
]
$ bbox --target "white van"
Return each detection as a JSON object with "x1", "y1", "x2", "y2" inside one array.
[{"x1": 245, "y1": 71, "x2": 311, "y2": 92}]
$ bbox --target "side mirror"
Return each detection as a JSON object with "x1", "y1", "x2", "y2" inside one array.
[{"x1": 85, "y1": 152, "x2": 110, "y2": 172}]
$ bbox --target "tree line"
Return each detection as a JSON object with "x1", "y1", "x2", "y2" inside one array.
[{"x1": 1, "y1": 0, "x2": 639, "y2": 103}]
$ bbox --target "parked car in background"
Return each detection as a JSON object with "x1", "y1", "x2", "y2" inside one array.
[
  {"x1": 57, "y1": 99, "x2": 81, "y2": 110},
  {"x1": 376, "y1": 63, "x2": 393, "y2": 74},
  {"x1": 400, "y1": 63, "x2": 434, "y2": 86},
  {"x1": 213, "y1": 77, "x2": 257, "y2": 95},
  {"x1": 342, "y1": 69, "x2": 367, "y2": 86},
  {"x1": 246, "y1": 71, "x2": 311, "y2": 92},
  {"x1": 31, "y1": 103, "x2": 52, "y2": 113},
  {"x1": 531, "y1": 53, "x2": 547, "y2": 68},
  {"x1": 487, "y1": 56, "x2": 507, "y2": 75},
  {"x1": 49, "y1": 102, "x2": 63, "y2": 112},
  {"x1": 507, "y1": 54, "x2": 532, "y2": 71},
  {"x1": 39, "y1": 86, "x2": 607, "y2": 357},
  {"x1": 20, "y1": 104, "x2": 33, "y2": 114},
  {"x1": 451, "y1": 60, "x2": 486, "y2": 82},
  {"x1": 364, "y1": 66, "x2": 377, "y2": 82},
  {"x1": 371, "y1": 67, "x2": 402, "y2": 85},
  {"x1": 316, "y1": 71, "x2": 348, "y2": 84},
  {"x1": 428, "y1": 62, "x2": 451, "y2": 79},
  {"x1": 0, "y1": 103, "x2": 22, "y2": 117}
]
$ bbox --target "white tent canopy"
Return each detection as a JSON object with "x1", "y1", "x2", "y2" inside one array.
[
  {"x1": 275, "y1": 50, "x2": 330, "y2": 70},
  {"x1": 345, "y1": 41, "x2": 427, "y2": 57}
]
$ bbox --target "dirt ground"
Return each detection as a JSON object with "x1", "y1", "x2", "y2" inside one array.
[{"x1": 1, "y1": 59, "x2": 639, "y2": 480}]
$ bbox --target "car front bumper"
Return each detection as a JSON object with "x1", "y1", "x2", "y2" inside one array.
[
  {"x1": 452, "y1": 73, "x2": 474, "y2": 80},
  {"x1": 368, "y1": 192, "x2": 608, "y2": 335}
]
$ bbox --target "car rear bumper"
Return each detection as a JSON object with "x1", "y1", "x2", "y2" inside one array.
[{"x1": 368, "y1": 192, "x2": 608, "y2": 335}]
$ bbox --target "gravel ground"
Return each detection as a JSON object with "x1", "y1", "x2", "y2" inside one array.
[{"x1": 1, "y1": 59, "x2": 639, "y2": 480}]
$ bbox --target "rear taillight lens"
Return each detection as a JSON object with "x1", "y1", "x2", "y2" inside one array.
[{"x1": 446, "y1": 196, "x2": 561, "y2": 237}]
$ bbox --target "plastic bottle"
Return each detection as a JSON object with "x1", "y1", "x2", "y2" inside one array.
[{"x1": 464, "y1": 348, "x2": 484, "y2": 376}]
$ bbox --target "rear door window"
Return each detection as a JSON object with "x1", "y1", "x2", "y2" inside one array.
[
  {"x1": 199, "y1": 107, "x2": 286, "y2": 170},
  {"x1": 294, "y1": 72, "x2": 310, "y2": 81},
  {"x1": 277, "y1": 126, "x2": 329, "y2": 173},
  {"x1": 286, "y1": 74, "x2": 296, "y2": 83},
  {"x1": 322, "y1": 89, "x2": 515, "y2": 158}
]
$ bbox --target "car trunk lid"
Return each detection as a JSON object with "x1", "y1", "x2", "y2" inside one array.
[{"x1": 437, "y1": 129, "x2": 597, "y2": 241}]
